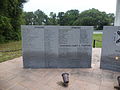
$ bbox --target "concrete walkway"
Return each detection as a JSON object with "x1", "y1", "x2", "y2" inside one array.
[{"x1": 0, "y1": 48, "x2": 119, "y2": 90}]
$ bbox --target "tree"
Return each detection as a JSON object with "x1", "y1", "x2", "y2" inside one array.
[
  {"x1": 24, "y1": 8, "x2": 114, "y2": 30},
  {"x1": 73, "y1": 8, "x2": 114, "y2": 30},
  {"x1": 24, "y1": 9, "x2": 49, "y2": 25},
  {"x1": 63, "y1": 9, "x2": 79, "y2": 25},
  {"x1": 0, "y1": 0, "x2": 27, "y2": 43},
  {"x1": 0, "y1": 16, "x2": 13, "y2": 42},
  {"x1": 8, "y1": 0, "x2": 27, "y2": 40},
  {"x1": 24, "y1": 12, "x2": 35, "y2": 25},
  {"x1": 107, "y1": 13, "x2": 115, "y2": 25},
  {"x1": 57, "y1": 12, "x2": 65, "y2": 25},
  {"x1": 48, "y1": 12, "x2": 57, "y2": 25},
  {"x1": 34, "y1": 9, "x2": 48, "y2": 25}
]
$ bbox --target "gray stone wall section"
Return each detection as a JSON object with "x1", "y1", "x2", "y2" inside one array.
[
  {"x1": 100, "y1": 26, "x2": 120, "y2": 72},
  {"x1": 21, "y1": 25, "x2": 93, "y2": 68},
  {"x1": 22, "y1": 26, "x2": 45, "y2": 68}
]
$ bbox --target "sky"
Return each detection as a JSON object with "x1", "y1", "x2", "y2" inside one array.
[{"x1": 23, "y1": 0, "x2": 117, "y2": 15}]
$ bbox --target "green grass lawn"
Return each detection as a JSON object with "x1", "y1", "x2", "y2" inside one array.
[
  {"x1": 93, "y1": 34, "x2": 102, "y2": 48},
  {"x1": 0, "y1": 41, "x2": 22, "y2": 63},
  {"x1": 0, "y1": 34, "x2": 102, "y2": 63}
]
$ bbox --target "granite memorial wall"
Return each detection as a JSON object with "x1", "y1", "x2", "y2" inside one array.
[
  {"x1": 100, "y1": 26, "x2": 120, "y2": 72},
  {"x1": 21, "y1": 26, "x2": 93, "y2": 68}
]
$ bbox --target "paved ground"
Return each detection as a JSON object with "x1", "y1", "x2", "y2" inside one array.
[{"x1": 0, "y1": 48, "x2": 120, "y2": 90}]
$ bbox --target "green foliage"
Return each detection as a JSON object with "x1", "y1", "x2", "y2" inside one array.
[
  {"x1": 0, "y1": 0, "x2": 27, "y2": 43},
  {"x1": 24, "y1": 12, "x2": 35, "y2": 25},
  {"x1": 0, "y1": 15, "x2": 13, "y2": 42},
  {"x1": 34, "y1": 9, "x2": 48, "y2": 25},
  {"x1": 24, "y1": 9, "x2": 49, "y2": 25},
  {"x1": 48, "y1": 12, "x2": 57, "y2": 25},
  {"x1": 57, "y1": 12, "x2": 65, "y2": 25},
  {"x1": 24, "y1": 8, "x2": 114, "y2": 29},
  {"x1": 73, "y1": 8, "x2": 114, "y2": 29},
  {"x1": 63, "y1": 10, "x2": 79, "y2": 25}
]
